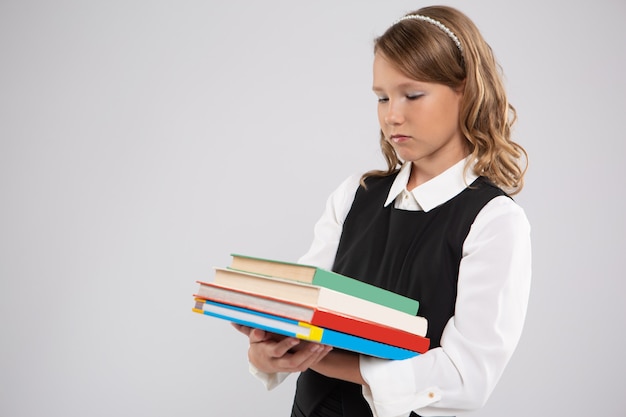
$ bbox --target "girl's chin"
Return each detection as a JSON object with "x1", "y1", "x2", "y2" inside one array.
[{"x1": 393, "y1": 149, "x2": 421, "y2": 163}]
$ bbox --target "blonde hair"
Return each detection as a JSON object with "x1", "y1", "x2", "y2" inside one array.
[{"x1": 364, "y1": 5, "x2": 527, "y2": 195}]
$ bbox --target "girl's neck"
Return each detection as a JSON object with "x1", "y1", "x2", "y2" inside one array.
[{"x1": 407, "y1": 152, "x2": 469, "y2": 191}]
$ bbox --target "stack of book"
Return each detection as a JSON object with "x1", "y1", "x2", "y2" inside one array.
[{"x1": 192, "y1": 254, "x2": 430, "y2": 360}]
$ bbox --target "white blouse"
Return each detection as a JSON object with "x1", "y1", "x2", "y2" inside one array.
[{"x1": 251, "y1": 158, "x2": 532, "y2": 417}]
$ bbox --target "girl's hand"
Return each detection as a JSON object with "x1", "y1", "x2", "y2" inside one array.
[{"x1": 231, "y1": 323, "x2": 332, "y2": 374}]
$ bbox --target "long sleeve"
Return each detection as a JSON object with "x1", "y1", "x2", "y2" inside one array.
[{"x1": 297, "y1": 173, "x2": 361, "y2": 268}]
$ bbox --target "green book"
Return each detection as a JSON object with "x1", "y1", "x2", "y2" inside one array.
[{"x1": 228, "y1": 253, "x2": 419, "y2": 315}]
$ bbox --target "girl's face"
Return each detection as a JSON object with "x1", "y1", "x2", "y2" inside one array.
[{"x1": 372, "y1": 52, "x2": 467, "y2": 183}]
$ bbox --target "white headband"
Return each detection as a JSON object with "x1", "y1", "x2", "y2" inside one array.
[{"x1": 393, "y1": 14, "x2": 463, "y2": 54}]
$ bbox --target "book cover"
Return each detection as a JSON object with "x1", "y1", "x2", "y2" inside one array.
[
  {"x1": 204, "y1": 268, "x2": 428, "y2": 337},
  {"x1": 195, "y1": 283, "x2": 430, "y2": 353},
  {"x1": 229, "y1": 253, "x2": 419, "y2": 315},
  {"x1": 193, "y1": 299, "x2": 419, "y2": 360}
]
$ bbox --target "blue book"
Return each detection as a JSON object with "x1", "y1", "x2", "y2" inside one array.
[{"x1": 193, "y1": 299, "x2": 419, "y2": 360}]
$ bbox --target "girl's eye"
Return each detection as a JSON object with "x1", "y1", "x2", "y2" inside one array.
[
  {"x1": 377, "y1": 97, "x2": 389, "y2": 103},
  {"x1": 406, "y1": 93, "x2": 424, "y2": 100}
]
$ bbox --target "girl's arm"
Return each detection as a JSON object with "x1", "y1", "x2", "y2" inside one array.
[{"x1": 309, "y1": 350, "x2": 365, "y2": 385}]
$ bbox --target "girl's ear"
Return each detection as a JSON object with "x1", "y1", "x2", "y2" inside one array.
[{"x1": 456, "y1": 79, "x2": 466, "y2": 94}]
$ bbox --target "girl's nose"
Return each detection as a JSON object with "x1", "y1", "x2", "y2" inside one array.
[{"x1": 384, "y1": 102, "x2": 404, "y2": 125}]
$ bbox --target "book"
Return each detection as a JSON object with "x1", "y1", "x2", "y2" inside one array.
[
  {"x1": 202, "y1": 268, "x2": 428, "y2": 337},
  {"x1": 195, "y1": 282, "x2": 430, "y2": 353},
  {"x1": 193, "y1": 299, "x2": 419, "y2": 360},
  {"x1": 229, "y1": 254, "x2": 419, "y2": 315}
]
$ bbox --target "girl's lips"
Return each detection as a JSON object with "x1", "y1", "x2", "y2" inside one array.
[{"x1": 390, "y1": 135, "x2": 410, "y2": 143}]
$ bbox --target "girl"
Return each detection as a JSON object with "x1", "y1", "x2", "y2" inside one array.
[{"x1": 235, "y1": 5, "x2": 531, "y2": 417}]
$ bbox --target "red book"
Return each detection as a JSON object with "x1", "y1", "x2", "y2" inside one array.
[{"x1": 195, "y1": 281, "x2": 430, "y2": 354}]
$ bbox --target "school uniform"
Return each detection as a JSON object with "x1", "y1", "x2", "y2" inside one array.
[{"x1": 251, "y1": 158, "x2": 532, "y2": 417}]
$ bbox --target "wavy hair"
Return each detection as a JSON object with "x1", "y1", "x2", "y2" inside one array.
[{"x1": 363, "y1": 5, "x2": 527, "y2": 194}]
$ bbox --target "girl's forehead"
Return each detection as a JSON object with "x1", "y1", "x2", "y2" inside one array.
[{"x1": 372, "y1": 55, "x2": 430, "y2": 87}]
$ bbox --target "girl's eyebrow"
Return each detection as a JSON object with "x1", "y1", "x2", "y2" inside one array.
[{"x1": 372, "y1": 82, "x2": 426, "y2": 93}]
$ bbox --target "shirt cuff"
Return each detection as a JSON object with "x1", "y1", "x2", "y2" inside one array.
[
  {"x1": 248, "y1": 363, "x2": 291, "y2": 390},
  {"x1": 360, "y1": 355, "x2": 441, "y2": 417}
]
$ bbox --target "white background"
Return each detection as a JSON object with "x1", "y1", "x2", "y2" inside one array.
[{"x1": 1, "y1": 1, "x2": 625, "y2": 416}]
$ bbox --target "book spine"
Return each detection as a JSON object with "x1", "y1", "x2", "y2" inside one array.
[
  {"x1": 311, "y1": 309, "x2": 429, "y2": 354},
  {"x1": 313, "y1": 269, "x2": 419, "y2": 315},
  {"x1": 299, "y1": 322, "x2": 418, "y2": 360}
]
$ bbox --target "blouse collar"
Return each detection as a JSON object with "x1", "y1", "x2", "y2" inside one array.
[{"x1": 384, "y1": 158, "x2": 478, "y2": 212}]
